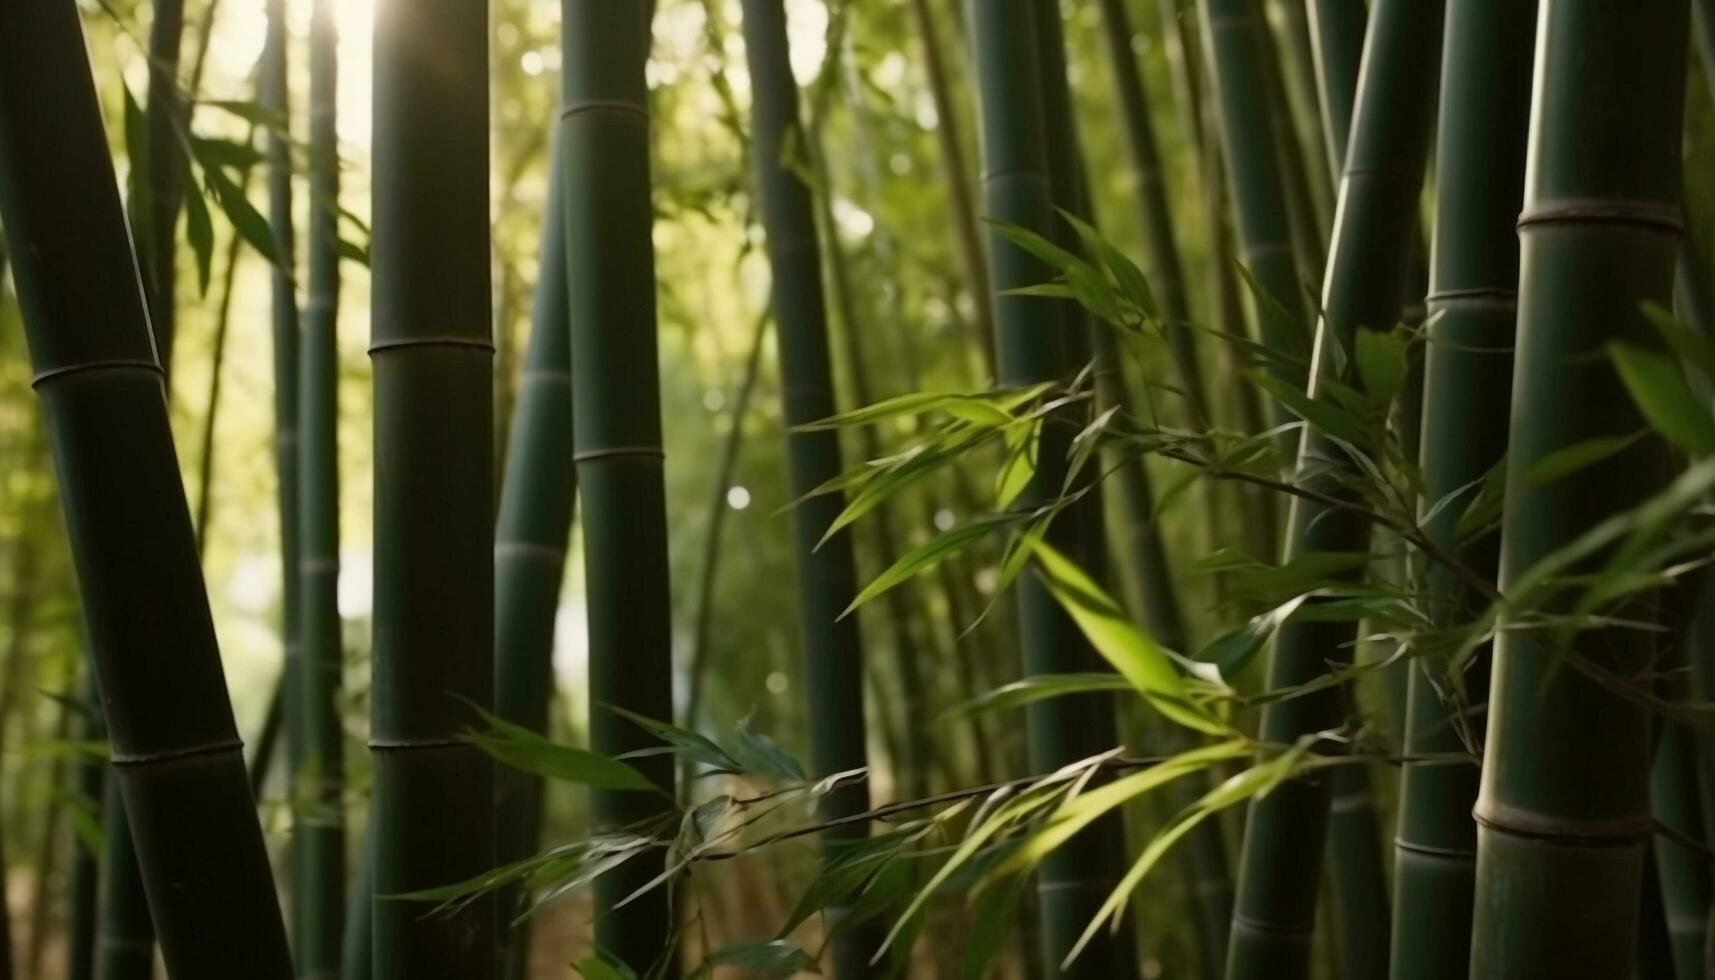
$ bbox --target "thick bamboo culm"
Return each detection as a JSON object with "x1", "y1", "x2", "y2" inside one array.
[
  {"x1": 1223, "y1": 2, "x2": 1445, "y2": 978},
  {"x1": 1389, "y1": 3, "x2": 1537, "y2": 980},
  {"x1": 1469, "y1": 2, "x2": 1691, "y2": 977},
  {"x1": 560, "y1": 0, "x2": 680, "y2": 973},
  {"x1": 0, "y1": 3, "x2": 294, "y2": 977},
  {"x1": 369, "y1": 0, "x2": 497, "y2": 975}
]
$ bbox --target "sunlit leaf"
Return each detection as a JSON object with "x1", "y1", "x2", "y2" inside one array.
[
  {"x1": 1033, "y1": 543, "x2": 1229, "y2": 735},
  {"x1": 944, "y1": 673, "x2": 1134, "y2": 719}
]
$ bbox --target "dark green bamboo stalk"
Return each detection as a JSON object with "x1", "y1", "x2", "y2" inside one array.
[
  {"x1": 1223, "y1": 3, "x2": 1443, "y2": 978},
  {"x1": 560, "y1": 1, "x2": 678, "y2": 973},
  {"x1": 1469, "y1": 3, "x2": 1690, "y2": 977},
  {"x1": 1389, "y1": 4, "x2": 1535, "y2": 979},
  {"x1": 908, "y1": 0, "x2": 997, "y2": 381},
  {"x1": 1652, "y1": 722, "x2": 1710, "y2": 980},
  {"x1": 0, "y1": 3, "x2": 293, "y2": 976},
  {"x1": 370, "y1": 0, "x2": 496, "y2": 975},
  {"x1": 258, "y1": 0, "x2": 310, "y2": 958},
  {"x1": 296, "y1": 0, "x2": 345, "y2": 973},
  {"x1": 341, "y1": 819, "x2": 375, "y2": 980},
  {"x1": 970, "y1": 4, "x2": 1133, "y2": 975},
  {"x1": 67, "y1": 676, "x2": 102, "y2": 980},
  {"x1": 1303, "y1": 0, "x2": 1366, "y2": 189},
  {"x1": 493, "y1": 138, "x2": 576, "y2": 979},
  {"x1": 1095, "y1": 0, "x2": 1209, "y2": 428},
  {"x1": 1268, "y1": 0, "x2": 1334, "y2": 221},
  {"x1": 1198, "y1": 0, "x2": 1313, "y2": 426},
  {"x1": 138, "y1": 0, "x2": 186, "y2": 371},
  {"x1": 739, "y1": 4, "x2": 880, "y2": 972},
  {"x1": 98, "y1": 794, "x2": 153, "y2": 980}
]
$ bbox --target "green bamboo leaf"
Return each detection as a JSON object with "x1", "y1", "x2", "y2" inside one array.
[
  {"x1": 609, "y1": 706, "x2": 739, "y2": 773},
  {"x1": 190, "y1": 135, "x2": 263, "y2": 170},
  {"x1": 1061, "y1": 209, "x2": 1157, "y2": 319},
  {"x1": 998, "y1": 740, "x2": 1250, "y2": 877},
  {"x1": 995, "y1": 420, "x2": 1041, "y2": 510},
  {"x1": 183, "y1": 182, "x2": 214, "y2": 296},
  {"x1": 989, "y1": 219, "x2": 1092, "y2": 279},
  {"x1": 964, "y1": 876, "x2": 1027, "y2": 980},
  {"x1": 1196, "y1": 595, "x2": 1312, "y2": 677},
  {"x1": 573, "y1": 955, "x2": 639, "y2": 980},
  {"x1": 696, "y1": 941, "x2": 814, "y2": 978},
  {"x1": 1608, "y1": 342, "x2": 1715, "y2": 454},
  {"x1": 1253, "y1": 373, "x2": 1367, "y2": 446},
  {"x1": 1065, "y1": 745, "x2": 1324, "y2": 966},
  {"x1": 1354, "y1": 328, "x2": 1408, "y2": 405},
  {"x1": 199, "y1": 98, "x2": 289, "y2": 130},
  {"x1": 1033, "y1": 542, "x2": 1229, "y2": 736},
  {"x1": 465, "y1": 732, "x2": 654, "y2": 793},
  {"x1": 945, "y1": 673, "x2": 1135, "y2": 719},
  {"x1": 204, "y1": 165, "x2": 281, "y2": 267},
  {"x1": 845, "y1": 517, "x2": 1013, "y2": 617},
  {"x1": 121, "y1": 84, "x2": 155, "y2": 278},
  {"x1": 1643, "y1": 301, "x2": 1715, "y2": 381},
  {"x1": 729, "y1": 715, "x2": 807, "y2": 782}
]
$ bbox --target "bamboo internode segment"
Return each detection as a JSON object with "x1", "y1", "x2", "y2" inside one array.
[
  {"x1": 0, "y1": 3, "x2": 294, "y2": 977},
  {"x1": 370, "y1": 0, "x2": 496, "y2": 976},
  {"x1": 1469, "y1": 2, "x2": 1691, "y2": 978},
  {"x1": 561, "y1": 1, "x2": 679, "y2": 973}
]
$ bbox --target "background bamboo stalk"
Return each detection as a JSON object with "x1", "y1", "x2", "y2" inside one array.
[
  {"x1": 492, "y1": 138, "x2": 576, "y2": 979},
  {"x1": 295, "y1": 0, "x2": 346, "y2": 972}
]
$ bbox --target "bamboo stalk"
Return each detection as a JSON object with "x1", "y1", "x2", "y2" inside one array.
[
  {"x1": 492, "y1": 135, "x2": 576, "y2": 978},
  {"x1": 1223, "y1": 3, "x2": 1444, "y2": 978},
  {"x1": 1303, "y1": 0, "x2": 1366, "y2": 188},
  {"x1": 1197, "y1": 0, "x2": 1313, "y2": 427},
  {"x1": 1389, "y1": 4, "x2": 1535, "y2": 979},
  {"x1": 296, "y1": 0, "x2": 346, "y2": 972},
  {"x1": 560, "y1": 1, "x2": 679, "y2": 971},
  {"x1": 66, "y1": 675, "x2": 102, "y2": 980},
  {"x1": 1469, "y1": 3, "x2": 1690, "y2": 976},
  {"x1": 0, "y1": 3, "x2": 293, "y2": 975},
  {"x1": 138, "y1": 0, "x2": 187, "y2": 372},
  {"x1": 739, "y1": 4, "x2": 883, "y2": 971},
  {"x1": 370, "y1": 0, "x2": 496, "y2": 974}
]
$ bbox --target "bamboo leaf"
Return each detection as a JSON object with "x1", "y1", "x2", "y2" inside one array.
[
  {"x1": 204, "y1": 165, "x2": 281, "y2": 267},
  {"x1": 995, "y1": 420, "x2": 1041, "y2": 510},
  {"x1": 183, "y1": 181, "x2": 214, "y2": 296},
  {"x1": 1253, "y1": 373, "x2": 1366, "y2": 446},
  {"x1": 845, "y1": 517, "x2": 1014, "y2": 617},
  {"x1": 696, "y1": 941, "x2": 815, "y2": 978},
  {"x1": 1062, "y1": 209, "x2": 1157, "y2": 319},
  {"x1": 1643, "y1": 301, "x2": 1715, "y2": 381},
  {"x1": 1354, "y1": 328, "x2": 1408, "y2": 405},
  {"x1": 729, "y1": 715, "x2": 807, "y2": 782},
  {"x1": 573, "y1": 955, "x2": 639, "y2": 980},
  {"x1": 1032, "y1": 542, "x2": 1229, "y2": 736},
  {"x1": 1608, "y1": 342, "x2": 1715, "y2": 454},
  {"x1": 609, "y1": 706, "x2": 740, "y2": 773},
  {"x1": 944, "y1": 673, "x2": 1135, "y2": 719}
]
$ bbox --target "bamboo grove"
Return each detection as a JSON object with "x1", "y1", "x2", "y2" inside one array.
[{"x1": 0, "y1": 0, "x2": 1713, "y2": 978}]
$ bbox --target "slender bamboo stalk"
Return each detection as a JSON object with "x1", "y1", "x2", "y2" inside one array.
[
  {"x1": 258, "y1": 0, "x2": 311, "y2": 957},
  {"x1": 67, "y1": 675, "x2": 102, "y2": 980},
  {"x1": 1652, "y1": 721, "x2": 1710, "y2": 980},
  {"x1": 971, "y1": 4, "x2": 1133, "y2": 975},
  {"x1": 139, "y1": 0, "x2": 187, "y2": 371},
  {"x1": 296, "y1": 0, "x2": 345, "y2": 973},
  {"x1": 493, "y1": 136, "x2": 576, "y2": 978},
  {"x1": 341, "y1": 819, "x2": 375, "y2": 980},
  {"x1": 908, "y1": 0, "x2": 996, "y2": 381},
  {"x1": 1389, "y1": 4, "x2": 1535, "y2": 979},
  {"x1": 683, "y1": 310, "x2": 768, "y2": 739},
  {"x1": 1197, "y1": 0, "x2": 1312, "y2": 426},
  {"x1": 1303, "y1": 0, "x2": 1366, "y2": 188},
  {"x1": 1469, "y1": 3, "x2": 1690, "y2": 977},
  {"x1": 739, "y1": 4, "x2": 882, "y2": 971},
  {"x1": 560, "y1": 1, "x2": 678, "y2": 972},
  {"x1": 1224, "y1": 3, "x2": 1444, "y2": 978},
  {"x1": 370, "y1": 0, "x2": 496, "y2": 975},
  {"x1": 1267, "y1": 0, "x2": 1334, "y2": 219},
  {"x1": 1095, "y1": 0, "x2": 1209, "y2": 428},
  {"x1": 0, "y1": 3, "x2": 293, "y2": 976}
]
